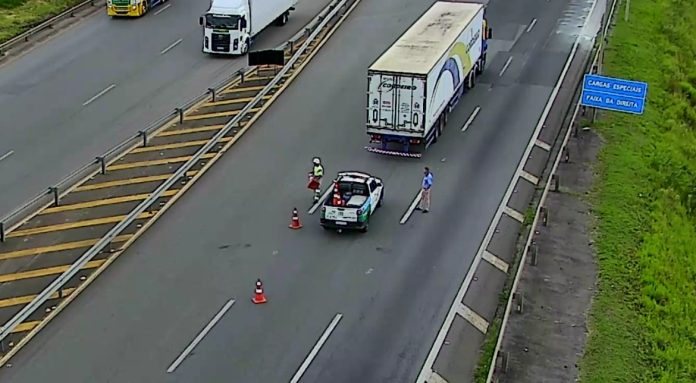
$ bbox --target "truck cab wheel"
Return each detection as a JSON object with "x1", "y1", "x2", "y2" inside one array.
[
  {"x1": 276, "y1": 12, "x2": 289, "y2": 26},
  {"x1": 360, "y1": 219, "x2": 369, "y2": 233}
]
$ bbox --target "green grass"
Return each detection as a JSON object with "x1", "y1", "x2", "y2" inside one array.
[
  {"x1": 0, "y1": 0, "x2": 85, "y2": 44},
  {"x1": 580, "y1": 0, "x2": 696, "y2": 381}
]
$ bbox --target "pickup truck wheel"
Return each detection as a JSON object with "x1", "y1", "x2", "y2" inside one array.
[
  {"x1": 360, "y1": 220, "x2": 369, "y2": 233},
  {"x1": 378, "y1": 193, "x2": 383, "y2": 208}
]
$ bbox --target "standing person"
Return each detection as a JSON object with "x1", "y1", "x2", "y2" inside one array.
[
  {"x1": 418, "y1": 166, "x2": 433, "y2": 213},
  {"x1": 308, "y1": 157, "x2": 324, "y2": 202}
]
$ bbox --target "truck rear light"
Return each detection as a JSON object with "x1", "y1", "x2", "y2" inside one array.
[
  {"x1": 410, "y1": 139, "x2": 421, "y2": 144},
  {"x1": 357, "y1": 209, "x2": 363, "y2": 215}
]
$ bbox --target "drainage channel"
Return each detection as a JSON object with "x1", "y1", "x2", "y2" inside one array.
[{"x1": 0, "y1": 0, "x2": 351, "y2": 361}]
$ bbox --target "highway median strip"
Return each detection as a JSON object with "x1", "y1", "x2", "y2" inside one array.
[
  {"x1": 0, "y1": 236, "x2": 131, "y2": 261},
  {"x1": 0, "y1": 259, "x2": 104, "y2": 283},
  {"x1": 7, "y1": 212, "x2": 154, "y2": 238},
  {"x1": 40, "y1": 191, "x2": 178, "y2": 215}
]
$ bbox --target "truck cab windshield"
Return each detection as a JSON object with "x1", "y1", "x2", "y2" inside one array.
[{"x1": 204, "y1": 14, "x2": 241, "y2": 29}]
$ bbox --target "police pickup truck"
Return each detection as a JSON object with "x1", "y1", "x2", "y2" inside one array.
[{"x1": 320, "y1": 171, "x2": 384, "y2": 232}]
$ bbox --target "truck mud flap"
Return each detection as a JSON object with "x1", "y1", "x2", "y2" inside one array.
[{"x1": 364, "y1": 146, "x2": 422, "y2": 158}]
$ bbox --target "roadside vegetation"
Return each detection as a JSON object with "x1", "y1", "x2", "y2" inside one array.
[
  {"x1": 581, "y1": 0, "x2": 696, "y2": 381},
  {"x1": 0, "y1": 0, "x2": 84, "y2": 43}
]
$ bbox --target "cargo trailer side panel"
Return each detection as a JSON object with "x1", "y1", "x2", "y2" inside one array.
[
  {"x1": 424, "y1": 7, "x2": 484, "y2": 131},
  {"x1": 250, "y1": 0, "x2": 297, "y2": 36}
]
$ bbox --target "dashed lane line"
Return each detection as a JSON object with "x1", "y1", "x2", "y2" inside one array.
[
  {"x1": 0, "y1": 236, "x2": 132, "y2": 261},
  {"x1": 0, "y1": 259, "x2": 104, "y2": 283},
  {"x1": 7, "y1": 212, "x2": 154, "y2": 238},
  {"x1": 40, "y1": 190, "x2": 178, "y2": 214}
]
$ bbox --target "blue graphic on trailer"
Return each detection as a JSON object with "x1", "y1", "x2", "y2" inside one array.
[{"x1": 580, "y1": 74, "x2": 648, "y2": 115}]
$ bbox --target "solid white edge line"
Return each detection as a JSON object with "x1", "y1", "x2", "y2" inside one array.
[
  {"x1": 399, "y1": 189, "x2": 423, "y2": 224},
  {"x1": 308, "y1": 186, "x2": 333, "y2": 214},
  {"x1": 498, "y1": 56, "x2": 513, "y2": 77},
  {"x1": 0, "y1": 150, "x2": 14, "y2": 162},
  {"x1": 415, "y1": 0, "x2": 594, "y2": 378},
  {"x1": 166, "y1": 299, "x2": 236, "y2": 373},
  {"x1": 461, "y1": 106, "x2": 481, "y2": 132},
  {"x1": 289, "y1": 313, "x2": 343, "y2": 383},
  {"x1": 82, "y1": 84, "x2": 116, "y2": 106},
  {"x1": 161, "y1": 38, "x2": 183, "y2": 55},
  {"x1": 526, "y1": 18, "x2": 538, "y2": 33},
  {"x1": 154, "y1": 3, "x2": 172, "y2": 15}
]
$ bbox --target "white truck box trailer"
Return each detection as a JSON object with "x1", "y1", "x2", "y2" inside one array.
[
  {"x1": 200, "y1": 0, "x2": 297, "y2": 55},
  {"x1": 365, "y1": 1, "x2": 492, "y2": 158}
]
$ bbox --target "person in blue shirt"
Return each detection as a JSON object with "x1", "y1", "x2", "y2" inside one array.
[{"x1": 418, "y1": 166, "x2": 433, "y2": 213}]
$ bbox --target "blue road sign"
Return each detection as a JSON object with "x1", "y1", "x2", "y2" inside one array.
[{"x1": 580, "y1": 74, "x2": 648, "y2": 114}]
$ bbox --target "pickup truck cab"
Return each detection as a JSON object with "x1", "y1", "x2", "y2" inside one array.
[{"x1": 320, "y1": 171, "x2": 384, "y2": 232}]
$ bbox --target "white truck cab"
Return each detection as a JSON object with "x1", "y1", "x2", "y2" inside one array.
[{"x1": 199, "y1": 0, "x2": 297, "y2": 55}]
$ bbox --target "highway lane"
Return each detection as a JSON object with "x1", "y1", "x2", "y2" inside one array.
[
  {"x1": 0, "y1": 0, "x2": 588, "y2": 381},
  {"x1": 0, "y1": 0, "x2": 331, "y2": 215}
]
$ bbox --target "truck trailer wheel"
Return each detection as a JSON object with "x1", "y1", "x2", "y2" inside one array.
[{"x1": 275, "y1": 12, "x2": 289, "y2": 26}]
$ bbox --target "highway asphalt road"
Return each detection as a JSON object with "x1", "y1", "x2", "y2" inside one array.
[
  {"x1": 0, "y1": 0, "x2": 332, "y2": 215},
  {"x1": 0, "y1": 0, "x2": 590, "y2": 381}
]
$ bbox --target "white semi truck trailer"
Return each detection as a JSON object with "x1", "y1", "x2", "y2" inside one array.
[
  {"x1": 365, "y1": 1, "x2": 492, "y2": 158},
  {"x1": 199, "y1": 0, "x2": 297, "y2": 55}
]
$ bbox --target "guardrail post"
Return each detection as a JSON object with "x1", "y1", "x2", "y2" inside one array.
[
  {"x1": 551, "y1": 174, "x2": 560, "y2": 192},
  {"x1": 514, "y1": 293, "x2": 525, "y2": 314},
  {"x1": 208, "y1": 88, "x2": 216, "y2": 102},
  {"x1": 496, "y1": 350, "x2": 509, "y2": 373},
  {"x1": 96, "y1": 156, "x2": 106, "y2": 174},
  {"x1": 289, "y1": 40, "x2": 295, "y2": 55},
  {"x1": 563, "y1": 147, "x2": 570, "y2": 163},
  {"x1": 50, "y1": 187, "x2": 59, "y2": 207},
  {"x1": 0, "y1": 222, "x2": 5, "y2": 243},
  {"x1": 175, "y1": 108, "x2": 184, "y2": 124},
  {"x1": 138, "y1": 130, "x2": 148, "y2": 147},
  {"x1": 529, "y1": 243, "x2": 538, "y2": 266},
  {"x1": 541, "y1": 206, "x2": 548, "y2": 226}
]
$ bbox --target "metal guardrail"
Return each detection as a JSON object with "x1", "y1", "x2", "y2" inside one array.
[
  {"x1": 0, "y1": 0, "x2": 349, "y2": 343},
  {"x1": 0, "y1": 0, "x2": 104, "y2": 56},
  {"x1": 0, "y1": 1, "x2": 341, "y2": 243},
  {"x1": 483, "y1": 0, "x2": 620, "y2": 381}
]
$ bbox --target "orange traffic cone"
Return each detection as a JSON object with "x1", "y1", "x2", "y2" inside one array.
[
  {"x1": 252, "y1": 279, "x2": 267, "y2": 304},
  {"x1": 289, "y1": 207, "x2": 303, "y2": 229}
]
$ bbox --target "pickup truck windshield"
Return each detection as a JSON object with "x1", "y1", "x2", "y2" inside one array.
[{"x1": 205, "y1": 14, "x2": 240, "y2": 29}]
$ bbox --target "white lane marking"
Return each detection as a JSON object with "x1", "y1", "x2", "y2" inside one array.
[
  {"x1": 482, "y1": 250, "x2": 510, "y2": 274},
  {"x1": 498, "y1": 56, "x2": 513, "y2": 77},
  {"x1": 82, "y1": 84, "x2": 116, "y2": 106},
  {"x1": 415, "y1": 0, "x2": 593, "y2": 375},
  {"x1": 154, "y1": 3, "x2": 172, "y2": 15},
  {"x1": 166, "y1": 299, "x2": 235, "y2": 373},
  {"x1": 526, "y1": 18, "x2": 538, "y2": 33},
  {"x1": 428, "y1": 371, "x2": 450, "y2": 383},
  {"x1": 520, "y1": 169, "x2": 540, "y2": 185},
  {"x1": 160, "y1": 38, "x2": 183, "y2": 55},
  {"x1": 504, "y1": 206, "x2": 525, "y2": 223},
  {"x1": 399, "y1": 190, "x2": 423, "y2": 224},
  {"x1": 461, "y1": 106, "x2": 481, "y2": 132},
  {"x1": 289, "y1": 313, "x2": 343, "y2": 383},
  {"x1": 365, "y1": 268, "x2": 374, "y2": 275},
  {"x1": 457, "y1": 304, "x2": 489, "y2": 334},
  {"x1": 535, "y1": 138, "x2": 552, "y2": 151},
  {"x1": 0, "y1": 150, "x2": 14, "y2": 162},
  {"x1": 308, "y1": 186, "x2": 333, "y2": 214}
]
